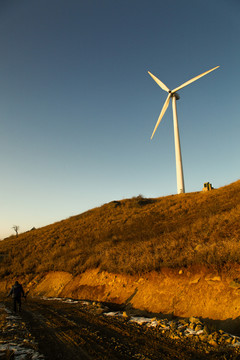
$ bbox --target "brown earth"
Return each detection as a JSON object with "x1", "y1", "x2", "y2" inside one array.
[
  {"x1": 2, "y1": 265, "x2": 240, "y2": 335},
  {"x1": 1, "y1": 296, "x2": 240, "y2": 360}
]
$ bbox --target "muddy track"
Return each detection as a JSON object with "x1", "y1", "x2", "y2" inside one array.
[{"x1": 2, "y1": 298, "x2": 240, "y2": 359}]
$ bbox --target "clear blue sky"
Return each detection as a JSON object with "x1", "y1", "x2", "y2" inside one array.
[{"x1": 0, "y1": 0, "x2": 239, "y2": 239}]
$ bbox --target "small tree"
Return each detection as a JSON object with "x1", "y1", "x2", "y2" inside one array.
[{"x1": 12, "y1": 225, "x2": 19, "y2": 237}]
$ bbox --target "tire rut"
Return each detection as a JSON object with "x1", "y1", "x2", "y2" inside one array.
[{"x1": 3, "y1": 298, "x2": 239, "y2": 360}]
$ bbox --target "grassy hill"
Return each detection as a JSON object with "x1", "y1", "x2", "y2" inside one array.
[{"x1": 1, "y1": 180, "x2": 240, "y2": 280}]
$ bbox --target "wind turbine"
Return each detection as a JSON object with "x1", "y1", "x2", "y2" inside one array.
[{"x1": 148, "y1": 66, "x2": 219, "y2": 194}]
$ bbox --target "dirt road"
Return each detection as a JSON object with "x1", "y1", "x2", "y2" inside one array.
[{"x1": 1, "y1": 297, "x2": 240, "y2": 360}]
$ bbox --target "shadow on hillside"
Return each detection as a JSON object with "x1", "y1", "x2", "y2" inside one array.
[
  {"x1": 2, "y1": 292, "x2": 240, "y2": 337},
  {"x1": 100, "y1": 300, "x2": 240, "y2": 336}
]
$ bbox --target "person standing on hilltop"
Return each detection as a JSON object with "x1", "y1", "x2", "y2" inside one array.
[{"x1": 7, "y1": 281, "x2": 25, "y2": 313}]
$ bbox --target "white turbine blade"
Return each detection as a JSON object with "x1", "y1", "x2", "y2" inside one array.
[
  {"x1": 151, "y1": 93, "x2": 171, "y2": 139},
  {"x1": 172, "y1": 66, "x2": 220, "y2": 93},
  {"x1": 148, "y1": 71, "x2": 170, "y2": 92}
]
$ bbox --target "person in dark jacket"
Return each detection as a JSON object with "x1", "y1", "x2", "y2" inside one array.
[{"x1": 7, "y1": 281, "x2": 25, "y2": 312}]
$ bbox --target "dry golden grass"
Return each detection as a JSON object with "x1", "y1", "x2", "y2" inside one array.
[{"x1": 1, "y1": 180, "x2": 240, "y2": 279}]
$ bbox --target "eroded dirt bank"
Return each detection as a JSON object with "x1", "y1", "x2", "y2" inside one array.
[{"x1": 1, "y1": 265, "x2": 240, "y2": 334}]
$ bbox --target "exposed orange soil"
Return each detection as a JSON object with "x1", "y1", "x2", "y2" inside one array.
[{"x1": 2, "y1": 265, "x2": 240, "y2": 334}]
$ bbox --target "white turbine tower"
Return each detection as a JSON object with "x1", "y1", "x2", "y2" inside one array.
[{"x1": 148, "y1": 66, "x2": 219, "y2": 194}]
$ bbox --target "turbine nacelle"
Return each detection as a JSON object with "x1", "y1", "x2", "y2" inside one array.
[{"x1": 169, "y1": 91, "x2": 180, "y2": 100}]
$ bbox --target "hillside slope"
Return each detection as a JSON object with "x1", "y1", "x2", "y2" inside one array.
[{"x1": 1, "y1": 180, "x2": 240, "y2": 279}]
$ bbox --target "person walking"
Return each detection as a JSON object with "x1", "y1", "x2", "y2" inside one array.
[{"x1": 7, "y1": 281, "x2": 25, "y2": 312}]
